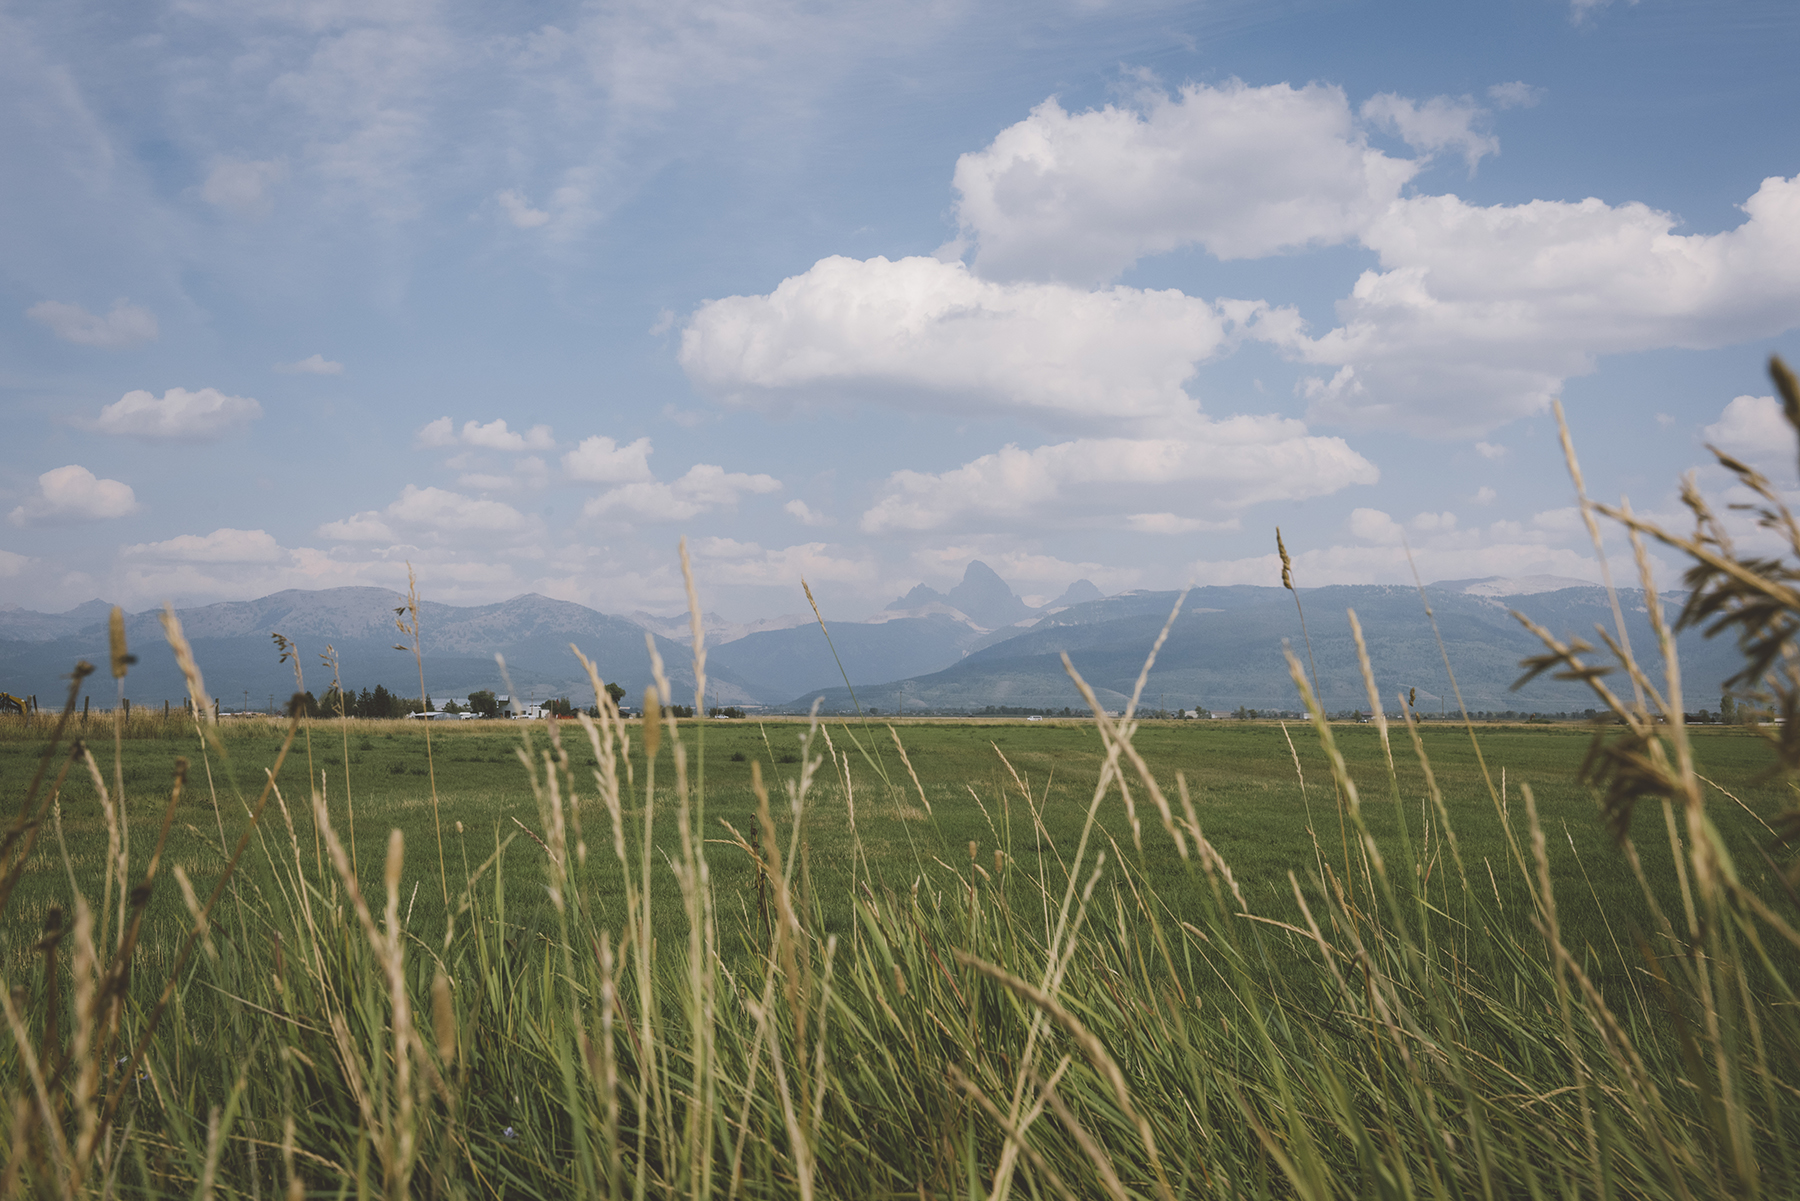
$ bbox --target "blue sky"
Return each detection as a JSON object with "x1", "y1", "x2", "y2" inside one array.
[{"x1": 4, "y1": 0, "x2": 1798, "y2": 621}]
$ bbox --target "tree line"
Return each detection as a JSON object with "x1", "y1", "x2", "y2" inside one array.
[
  {"x1": 299, "y1": 685, "x2": 428, "y2": 719},
  {"x1": 292, "y1": 681, "x2": 648, "y2": 720}
]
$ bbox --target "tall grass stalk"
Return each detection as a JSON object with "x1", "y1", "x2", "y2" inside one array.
[
  {"x1": 395, "y1": 564, "x2": 448, "y2": 909},
  {"x1": 1280, "y1": 528, "x2": 1354, "y2": 899}
]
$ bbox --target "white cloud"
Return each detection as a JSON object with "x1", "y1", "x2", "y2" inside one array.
[
  {"x1": 0, "y1": 549, "x2": 30, "y2": 579},
  {"x1": 1198, "y1": 502, "x2": 1631, "y2": 589},
  {"x1": 1703, "y1": 394, "x2": 1795, "y2": 474},
  {"x1": 315, "y1": 511, "x2": 396, "y2": 542},
  {"x1": 123, "y1": 528, "x2": 284, "y2": 563},
  {"x1": 498, "y1": 189, "x2": 551, "y2": 228},
  {"x1": 201, "y1": 158, "x2": 286, "y2": 216},
  {"x1": 563, "y1": 435, "x2": 654, "y2": 483},
  {"x1": 516, "y1": 457, "x2": 550, "y2": 487},
  {"x1": 27, "y1": 299, "x2": 158, "y2": 348},
  {"x1": 682, "y1": 254, "x2": 1285, "y2": 431},
  {"x1": 859, "y1": 418, "x2": 1377, "y2": 534},
  {"x1": 1475, "y1": 486, "x2": 1497, "y2": 505},
  {"x1": 687, "y1": 537, "x2": 875, "y2": 588},
  {"x1": 950, "y1": 81, "x2": 1420, "y2": 284},
  {"x1": 1284, "y1": 175, "x2": 1800, "y2": 435},
  {"x1": 86, "y1": 387, "x2": 262, "y2": 440},
  {"x1": 1569, "y1": 0, "x2": 1624, "y2": 22},
  {"x1": 1531, "y1": 506, "x2": 1586, "y2": 534},
  {"x1": 1475, "y1": 441, "x2": 1507, "y2": 461},
  {"x1": 387, "y1": 484, "x2": 530, "y2": 533},
  {"x1": 276, "y1": 353, "x2": 344, "y2": 375},
  {"x1": 1487, "y1": 81, "x2": 1544, "y2": 110},
  {"x1": 1359, "y1": 93, "x2": 1497, "y2": 171},
  {"x1": 451, "y1": 457, "x2": 549, "y2": 493},
  {"x1": 416, "y1": 417, "x2": 554, "y2": 452},
  {"x1": 1190, "y1": 538, "x2": 1608, "y2": 589},
  {"x1": 103, "y1": 532, "x2": 520, "y2": 610},
  {"x1": 1124, "y1": 513, "x2": 1240, "y2": 534},
  {"x1": 8, "y1": 465, "x2": 138, "y2": 526},
  {"x1": 319, "y1": 485, "x2": 531, "y2": 542},
  {"x1": 583, "y1": 464, "x2": 781, "y2": 523},
  {"x1": 417, "y1": 417, "x2": 457, "y2": 448},
  {"x1": 460, "y1": 418, "x2": 554, "y2": 451},
  {"x1": 458, "y1": 473, "x2": 518, "y2": 492},
  {"x1": 785, "y1": 499, "x2": 831, "y2": 526},
  {"x1": 1348, "y1": 507, "x2": 1404, "y2": 544},
  {"x1": 933, "y1": 84, "x2": 1800, "y2": 441}
]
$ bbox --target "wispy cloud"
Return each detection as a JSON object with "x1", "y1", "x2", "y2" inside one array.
[
  {"x1": 418, "y1": 417, "x2": 555, "y2": 452},
  {"x1": 27, "y1": 300, "x2": 158, "y2": 348},
  {"x1": 85, "y1": 387, "x2": 262, "y2": 440},
  {"x1": 584, "y1": 464, "x2": 781, "y2": 523},
  {"x1": 276, "y1": 353, "x2": 344, "y2": 375}
]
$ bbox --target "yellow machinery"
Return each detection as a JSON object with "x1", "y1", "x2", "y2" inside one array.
[{"x1": 0, "y1": 693, "x2": 27, "y2": 716}]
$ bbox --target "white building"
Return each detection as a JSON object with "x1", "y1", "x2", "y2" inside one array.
[{"x1": 497, "y1": 695, "x2": 547, "y2": 720}]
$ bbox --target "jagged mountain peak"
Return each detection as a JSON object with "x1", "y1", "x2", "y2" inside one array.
[
  {"x1": 1045, "y1": 579, "x2": 1103, "y2": 609},
  {"x1": 885, "y1": 582, "x2": 946, "y2": 611},
  {"x1": 884, "y1": 561, "x2": 1034, "y2": 631}
]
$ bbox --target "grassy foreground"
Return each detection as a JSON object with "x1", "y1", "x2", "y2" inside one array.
[
  {"x1": 1, "y1": 716, "x2": 1788, "y2": 999},
  {"x1": 4, "y1": 627, "x2": 1800, "y2": 1199},
  {"x1": 10, "y1": 363, "x2": 1800, "y2": 1196}
]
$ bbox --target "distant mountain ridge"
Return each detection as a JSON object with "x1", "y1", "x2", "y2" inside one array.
[
  {"x1": 784, "y1": 581, "x2": 1740, "y2": 716},
  {"x1": 3, "y1": 572, "x2": 1700, "y2": 718},
  {"x1": 0, "y1": 588, "x2": 718, "y2": 711},
  {"x1": 626, "y1": 610, "x2": 813, "y2": 647},
  {"x1": 0, "y1": 600, "x2": 123, "y2": 643},
  {"x1": 0, "y1": 568, "x2": 1059, "y2": 711}
]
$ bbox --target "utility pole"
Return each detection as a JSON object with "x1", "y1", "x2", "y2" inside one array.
[{"x1": 243, "y1": 689, "x2": 249, "y2": 716}]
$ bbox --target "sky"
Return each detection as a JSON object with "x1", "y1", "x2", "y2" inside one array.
[{"x1": 3, "y1": 0, "x2": 1799, "y2": 623}]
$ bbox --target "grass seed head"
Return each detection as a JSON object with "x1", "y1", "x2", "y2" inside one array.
[
  {"x1": 643, "y1": 686, "x2": 661, "y2": 758},
  {"x1": 432, "y1": 971, "x2": 455, "y2": 1065},
  {"x1": 108, "y1": 607, "x2": 134, "y2": 680}
]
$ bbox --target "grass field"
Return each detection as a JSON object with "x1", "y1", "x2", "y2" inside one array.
[
  {"x1": 6, "y1": 600, "x2": 1800, "y2": 1196},
  {"x1": 4, "y1": 712, "x2": 1789, "y2": 982},
  {"x1": 7, "y1": 709, "x2": 1792, "y2": 1044}
]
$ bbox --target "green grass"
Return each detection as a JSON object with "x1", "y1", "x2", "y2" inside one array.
[
  {"x1": 4, "y1": 715, "x2": 1786, "y2": 978},
  {"x1": 4, "y1": 680, "x2": 1799, "y2": 1197}
]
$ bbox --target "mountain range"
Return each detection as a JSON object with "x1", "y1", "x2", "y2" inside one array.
[
  {"x1": 0, "y1": 588, "x2": 702, "y2": 713},
  {"x1": 792, "y1": 579, "x2": 1746, "y2": 716},
  {"x1": 0, "y1": 566, "x2": 1749, "y2": 717}
]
